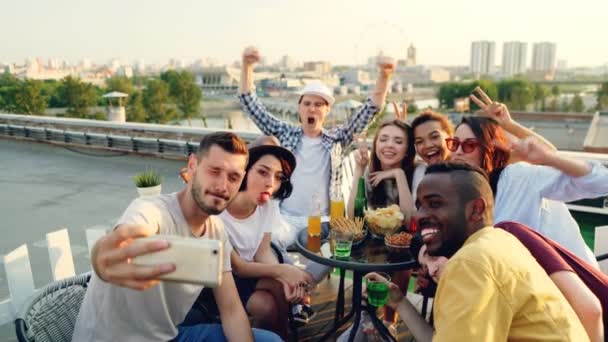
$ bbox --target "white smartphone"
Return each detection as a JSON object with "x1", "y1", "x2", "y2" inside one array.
[{"x1": 132, "y1": 235, "x2": 223, "y2": 287}]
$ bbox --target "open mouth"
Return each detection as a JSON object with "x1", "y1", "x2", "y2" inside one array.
[
  {"x1": 424, "y1": 150, "x2": 441, "y2": 163},
  {"x1": 307, "y1": 117, "x2": 315, "y2": 125},
  {"x1": 381, "y1": 150, "x2": 396, "y2": 159},
  {"x1": 420, "y1": 227, "x2": 439, "y2": 244},
  {"x1": 258, "y1": 191, "x2": 271, "y2": 203}
]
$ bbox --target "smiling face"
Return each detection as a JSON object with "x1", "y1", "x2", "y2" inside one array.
[
  {"x1": 414, "y1": 172, "x2": 469, "y2": 257},
  {"x1": 190, "y1": 145, "x2": 247, "y2": 215},
  {"x1": 414, "y1": 120, "x2": 451, "y2": 165},
  {"x1": 244, "y1": 154, "x2": 285, "y2": 206},
  {"x1": 374, "y1": 124, "x2": 408, "y2": 169},
  {"x1": 418, "y1": 244, "x2": 448, "y2": 283},
  {"x1": 298, "y1": 94, "x2": 329, "y2": 136},
  {"x1": 449, "y1": 124, "x2": 483, "y2": 168}
]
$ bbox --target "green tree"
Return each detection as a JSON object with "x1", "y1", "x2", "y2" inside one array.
[
  {"x1": 58, "y1": 76, "x2": 98, "y2": 118},
  {"x1": 143, "y1": 79, "x2": 174, "y2": 123},
  {"x1": 437, "y1": 80, "x2": 496, "y2": 110},
  {"x1": 560, "y1": 97, "x2": 571, "y2": 112},
  {"x1": 597, "y1": 82, "x2": 608, "y2": 110},
  {"x1": 105, "y1": 76, "x2": 133, "y2": 95},
  {"x1": 12, "y1": 80, "x2": 47, "y2": 115},
  {"x1": 496, "y1": 79, "x2": 534, "y2": 111},
  {"x1": 161, "y1": 70, "x2": 202, "y2": 126},
  {"x1": 127, "y1": 91, "x2": 147, "y2": 122},
  {"x1": 533, "y1": 84, "x2": 549, "y2": 111},
  {"x1": 571, "y1": 94, "x2": 585, "y2": 113},
  {"x1": 547, "y1": 98, "x2": 559, "y2": 112},
  {"x1": 0, "y1": 74, "x2": 20, "y2": 111}
]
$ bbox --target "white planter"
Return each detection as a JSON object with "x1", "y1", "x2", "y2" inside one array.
[{"x1": 136, "y1": 184, "x2": 162, "y2": 197}]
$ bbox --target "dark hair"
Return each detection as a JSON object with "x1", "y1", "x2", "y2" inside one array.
[
  {"x1": 456, "y1": 117, "x2": 510, "y2": 174},
  {"x1": 239, "y1": 152, "x2": 294, "y2": 200},
  {"x1": 425, "y1": 161, "x2": 493, "y2": 208},
  {"x1": 411, "y1": 110, "x2": 454, "y2": 137},
  {"x1": 197, "y1": 132, "x2": 249, "y2": 159},
  {"x1": 368, "y1": 119, "x2": 416, "y2": 206}
]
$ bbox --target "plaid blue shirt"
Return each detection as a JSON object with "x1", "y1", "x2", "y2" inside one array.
[{"x1": 238, "y1": 92, "x2": 380, "y2": 201}]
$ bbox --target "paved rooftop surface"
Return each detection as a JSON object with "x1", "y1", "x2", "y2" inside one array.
[{"x1": 0, "y1": 139, "x2": 185, "y2": 340}]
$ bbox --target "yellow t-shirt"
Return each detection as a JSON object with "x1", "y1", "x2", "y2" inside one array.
[{"x1": 433, "y1": 227, "x2": 588, "y2": 342}]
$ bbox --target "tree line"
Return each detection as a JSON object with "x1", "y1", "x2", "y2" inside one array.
[
  {"x1": 0, "y1": 70, "x2": 203, "y2": 125},
  {"x1": 438, "y1": 79, "x2": 608, "y2": 113}
]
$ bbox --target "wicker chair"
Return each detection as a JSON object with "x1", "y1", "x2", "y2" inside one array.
[{"x1": 14, "y1": 272, "x2": 91, "y2": 342}]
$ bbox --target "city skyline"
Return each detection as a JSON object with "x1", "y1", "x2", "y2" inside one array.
[{"x1": 3, "y1": 0, "x2": 608, "y2": 68}]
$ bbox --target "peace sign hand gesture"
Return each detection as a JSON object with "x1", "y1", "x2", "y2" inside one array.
[
  {"x1": 391, "y1": 101, "x2": 408, "y2": 121},
  {"x1": 470, "y1": 87, "x2": 513, "y2": 126},
  {"x1": 353, "y1": 131, "x2": 369, "y2": 169}
]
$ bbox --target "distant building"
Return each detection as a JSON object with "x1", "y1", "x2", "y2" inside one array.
[
  {"x1": 502, "y1": 41, "x2": 527, "y2": 77},
  {"x1": 80, "y1": 58, "x2": 92, "y2": 70},
  {"x1": 303, "y1": 61, "x2": 331, "y2": 74},
  {"x1": 340, "y1": 69, "x2": 371, "y2": 85},
  {"x1": 117, "y1": 66, "x2": 133, "y2": 78},
  {"x1": 427, "y1": 67, "x2": 450, "y2": 83},
  {"x1": 279, "y1": 55, "x2": 300, "y2": 71},
  {"x1": 530, "y1": 42, "x2": 557, "y2": 80},
  {"x1": 470, "y1": 41, "x2": 495, "y2": 77},
  {"x1": 406, "y1": 44, "x2": 416, "y2": 66}
]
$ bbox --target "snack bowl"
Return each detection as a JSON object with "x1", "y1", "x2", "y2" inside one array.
[{"x1": 384, "y1": 232, "x2": 413, "y2": 254}]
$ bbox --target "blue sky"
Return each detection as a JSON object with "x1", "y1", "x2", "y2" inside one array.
[{"x1": 2, "y1": 0, "x2": 607, "y2": 67}]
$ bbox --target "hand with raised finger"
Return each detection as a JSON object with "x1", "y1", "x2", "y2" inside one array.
[
  {"x1": 510, "y1": 136, "x2": 553, "y2": 165},
  {"x1": 377, "y1": 55, "x2": 396, "y2": 78},
  {"x1": 355, "y1": 131, "x2": 369, "y2": 163},
  {"x1": 354, "y1": 149, "x2": 369, "y2": 169},
  {"x1": 391, "y1": 101, "x2": 407, "y2": 121},
  {"x1": 469, "y1": 86, "x2": 512, "y2": 126},
  {"x1": 242, "y1": 46, "x2": 261, "y2": 66},
  {"x1": 93, "y1": 224, "x2": 175, "y2": 291}
]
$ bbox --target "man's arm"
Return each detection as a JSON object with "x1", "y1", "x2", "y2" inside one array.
[
  {"x1": 92, "y1": 224, "x2": 175, "y2": 290},
  {"x1": 214, "y1": 272, "x2": 255, "y2": 342},
  {"x1": 395, "y1": 296, "x2": 434, "y2": 342},
  {"x1": 433, "y1": 259, "x2": 512, "y2": 341},
  {"x1": 238, "y1": 46, "x2": 292, "y2": 136},
  {"x1": 335, "y1": 57, "x2": 394, "y2": 145}
]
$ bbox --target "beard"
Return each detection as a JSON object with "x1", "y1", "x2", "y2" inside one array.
[
  {"x1": 191, "y1": 174, "x2": 230, "y2": 216},
  {"x1": 431, "y1": 215, "x2": 469, "y2": 258}
]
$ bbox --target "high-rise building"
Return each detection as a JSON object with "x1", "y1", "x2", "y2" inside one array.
[
  {"x1": 502, "y1": 41, "x2": 527, "y2": 77},
  {"x1": 531, "y1": 42, "x2": 556, "y2": 73},
  {"x1": 470, "y1": 41, "x2": 495, "y2": 76},
  {"x1": 406, "y1": 43, "x2": 416, "y2": 66}
]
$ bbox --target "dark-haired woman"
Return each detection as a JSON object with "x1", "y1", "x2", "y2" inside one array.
[
  {"x1": 450, "y1": 114, "x2": 608, "y2": 266},
  {"x1": 219, "y1": 137, "x2": 313, "y2": 338}
]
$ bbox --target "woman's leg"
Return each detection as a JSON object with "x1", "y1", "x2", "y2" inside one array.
[{"x1": 247, "y1": 279, "x2": 289, "y2": 339}]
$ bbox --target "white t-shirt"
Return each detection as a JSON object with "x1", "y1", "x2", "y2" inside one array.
[
  {"x1": 72, "y1": 193, "x2": 232, "y2": 342},
  {"x1": 280, "y1": 135, "x2": 331, "y2": 216},
  {"x1": 220, "y1": 201, "x2": 280, "y2": 262},
  {"x1": 494, "y1": 161, "x2": 608, "y2": 267}
]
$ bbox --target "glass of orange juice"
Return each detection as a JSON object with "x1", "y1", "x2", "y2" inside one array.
[{"x1": 330, "y1": 198, "x2": 345, "y2": 222}]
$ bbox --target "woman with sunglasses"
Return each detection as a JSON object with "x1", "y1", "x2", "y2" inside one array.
[{"x1": 449, "y1": 114, "x2": 608, "y2": 266}]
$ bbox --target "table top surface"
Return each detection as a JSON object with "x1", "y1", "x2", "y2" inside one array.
[{"x1": 295, "y1": 227, "x2": 417, "y2": 273}]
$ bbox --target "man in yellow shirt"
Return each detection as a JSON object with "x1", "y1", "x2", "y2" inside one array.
[{"x1": 368, "y1": 162, "x2": 588, "y2": 341}]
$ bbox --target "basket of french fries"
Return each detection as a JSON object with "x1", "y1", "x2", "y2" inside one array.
[
  {"x1": 365, "y1": 205, "x2": 404, "y2": 238},
  {"x1": 330, "y1": 216, "x2": 368, "y2": 247},
  {"x1": 384, "y1": 231, "x2": 413, "y2": 254}
]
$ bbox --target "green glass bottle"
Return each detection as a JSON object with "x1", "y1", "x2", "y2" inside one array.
[{"x1": 353, "y1": 177, "x2": 367, "y2": 219}]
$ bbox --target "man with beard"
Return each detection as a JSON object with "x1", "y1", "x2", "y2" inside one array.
[
  {"x1": 72, "y1": 132, "x2": 282, "y2": 342},
  {"x1": 366, "y1": 162, "x2": 588, "y2": 341}
]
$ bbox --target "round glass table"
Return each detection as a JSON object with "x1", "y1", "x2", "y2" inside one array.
[{"x1": 295, "y1": 228, "x2": 417, "y2": 342}]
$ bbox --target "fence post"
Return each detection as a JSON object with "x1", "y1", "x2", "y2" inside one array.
[{"x1": 46, "y1": 229, "x2": 76, "y2": 281}]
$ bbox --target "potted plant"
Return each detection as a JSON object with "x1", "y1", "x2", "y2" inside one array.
[{"x1": 134, "y1": 168, "x2": 162, "y2": 197}]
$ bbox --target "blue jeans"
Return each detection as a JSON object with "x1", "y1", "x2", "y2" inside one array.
[{"x1": 173, "y1": 323, "x2": 282, "y2": 342}]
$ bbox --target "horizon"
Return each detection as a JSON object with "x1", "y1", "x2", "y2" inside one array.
[{"x1": 2, "y1": 0, "x2": 608, "y2": 68}]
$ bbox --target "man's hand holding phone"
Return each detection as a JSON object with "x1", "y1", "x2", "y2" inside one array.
[{"x1": 93, "y1": 224, "x2": 175, "y2": 291}]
